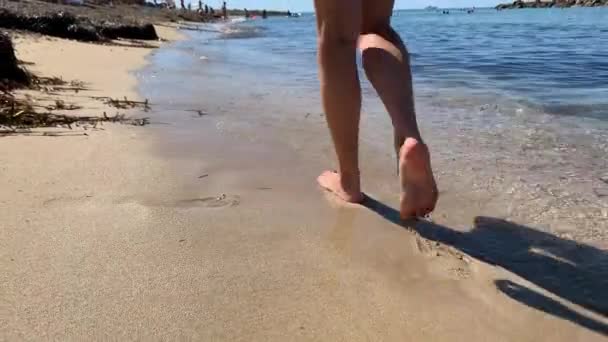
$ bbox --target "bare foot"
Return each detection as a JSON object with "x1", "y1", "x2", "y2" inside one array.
[
  {"x1": 399, "y1": 138, "x2": 438, "y2": 219},
  {"x1": 317, "y1": 170, "x2": 365, "y2": 203}
]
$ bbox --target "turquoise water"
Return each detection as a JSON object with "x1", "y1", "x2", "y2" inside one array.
[
  {"x1": 140, "y1": 7, "x2": 608, "y2": 154},
  {"x1": 143, "y1": 8, "x2": 608, "y2": 123}
]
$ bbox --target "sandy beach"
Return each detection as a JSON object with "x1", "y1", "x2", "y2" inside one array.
[{"x1": 2, "y1": 7, "x2": 608, "y2": 341}]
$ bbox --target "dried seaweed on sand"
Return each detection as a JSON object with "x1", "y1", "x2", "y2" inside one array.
[{"x1": 1, "y1": 91, "x2": 149, "y2": 130}]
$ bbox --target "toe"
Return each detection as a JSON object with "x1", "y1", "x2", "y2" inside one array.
[{"x1": 317, "y1": 170, "x2": 337, "y2": 188}]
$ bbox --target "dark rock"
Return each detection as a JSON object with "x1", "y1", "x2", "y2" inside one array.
[
  {"x1": 0, "y1": 32, "x2": 30, "y2": 87},
  {"x1": 0, "y1": 9, "x2": 102, "y2": 41},
  {"x1": 0, "y1": 8, "x2": 158, "y2": 42},
  {"x1": 99, "y1": 23, "x2": 158, "y2": 40}
]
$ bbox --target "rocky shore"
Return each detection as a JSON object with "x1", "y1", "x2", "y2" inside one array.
[
  {"x1": 497, "y1": 0, "x2": 608, "y2": 9},
  {"x1": 0, "y1": 0, "x2": 193, "y2": 42}
]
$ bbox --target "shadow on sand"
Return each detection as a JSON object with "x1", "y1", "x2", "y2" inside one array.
[{"x1": 362, "y1": 196, "x2": 608, "y2": 336}]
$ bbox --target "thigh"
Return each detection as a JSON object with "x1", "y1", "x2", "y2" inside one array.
[
  {"x1": 314, "y1": 0, "x2": 362, "y2": 41},
  {"x1": 362, "y1": 0, "x2": 394, "y2": 33}
]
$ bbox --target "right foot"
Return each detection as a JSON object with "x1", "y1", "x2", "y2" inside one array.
[
  {"x1": 399, "y1": 138, "x2": 438, "y2": 219},
  {"x1": 317, "y1": 170, "x2": 365, "y2": 203}
]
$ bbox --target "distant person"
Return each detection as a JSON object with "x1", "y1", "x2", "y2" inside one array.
[
  {"x1": 244, "y1": 8, "x2": 250, "y2": 18},
  {"x1": 287, "y1": 10, "x2": 292, "y2": 17},
  {"x1": 313, "y1": 0, "x2": 438, "y2": 218},
  {"x1": 222, "y1": 1, "x2": 227, "y2": 19},
  {"x1": 198, "y1": 0, "x2": 202, "y2": 11},
  {"x1": 205, "y1": 4, "x2": 209, "y2": 14},
  {"x1": 262, "y1": 9, "x2": 267, "y2": 19}
]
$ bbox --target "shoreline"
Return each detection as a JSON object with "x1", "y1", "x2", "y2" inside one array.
[
  {"x1": 141, "y1": 20, "x2": 608, "y2": 339},
  {"x1": 3, "y1": 17, "x2": 608, "y2": 341}
]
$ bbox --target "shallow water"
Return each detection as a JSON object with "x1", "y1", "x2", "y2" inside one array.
[
  {"x1": 160, "y1": 8, "x2": 608, "y2": 118},
  {"x1": 138, "y1": 8, "x2": 608, "y2": 245}
]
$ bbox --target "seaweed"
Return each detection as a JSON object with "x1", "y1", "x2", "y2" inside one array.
[{"x1": 0, "y1": 91, "x2": 149, "y2": 130}]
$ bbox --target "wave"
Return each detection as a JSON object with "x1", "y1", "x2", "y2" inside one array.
[
  {"x1": 218, "y1": 24, "x2": 265, "y2": 39},
  {"x1": 229, "y1": 17, "x2": 247, "y2": 24},
  {"x1": 541, "y1": 103, "x2": 608, "y2": 120}
]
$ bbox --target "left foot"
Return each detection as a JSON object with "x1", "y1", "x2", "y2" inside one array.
[
  {"x1": 399, "y1": 138, "x2": 439, "y2": 219},
  {"x1": 317, "y1": 170, "x2": 364, "y2": 203}
]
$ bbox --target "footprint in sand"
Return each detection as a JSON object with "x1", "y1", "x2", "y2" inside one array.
[
  {"x1": 174, "y1": 194, "x2": 240, "y2": 209},
  {"x1": 43, "y1": 195, "x2": 94, "y2": 207},
  {"x1": 415, "y1": 235, "x2": 473, "y2": 280}
]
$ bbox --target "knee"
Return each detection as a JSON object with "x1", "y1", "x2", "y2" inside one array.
[{"x1": 317, "y1": 23, "x2": 358, "y2": 50}]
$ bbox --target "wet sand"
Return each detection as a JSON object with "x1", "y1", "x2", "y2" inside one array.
[{"x1": 2, "y1": 26, "x2": 608, "y2": 341}]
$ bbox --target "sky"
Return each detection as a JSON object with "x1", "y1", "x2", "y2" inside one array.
[{"x1": 196, "y1": 0, "x2": 503, "y2": 12}]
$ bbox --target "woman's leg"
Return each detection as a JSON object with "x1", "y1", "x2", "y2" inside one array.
[
  {"x1": 360, "y1": 1, "x2": 438, "y2": 218},
  {"x1": 314, "y1": 0, "x2": 365, "y2": 203}
]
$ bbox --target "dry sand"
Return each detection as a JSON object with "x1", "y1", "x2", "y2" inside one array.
[
  {"x1": 9, "y1": 24, "x2": 184, "y2": 118},
  {"x1": 1, "y1": 26, "x2": 607, "y2": 341}
]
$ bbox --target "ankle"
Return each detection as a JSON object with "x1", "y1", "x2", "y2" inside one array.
[
  {"x1": 338, "y1": 168, "x2": 360, "y2": 177},
  {"x1": 400, "y1": 138, "x2": 430, "y2": 161},
  {"x1": 338, "y1": 170, "x2": 361, "y2": 193},
  {"x1": 401, "y1": 137, "x2": 422, "y2": 152}
]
